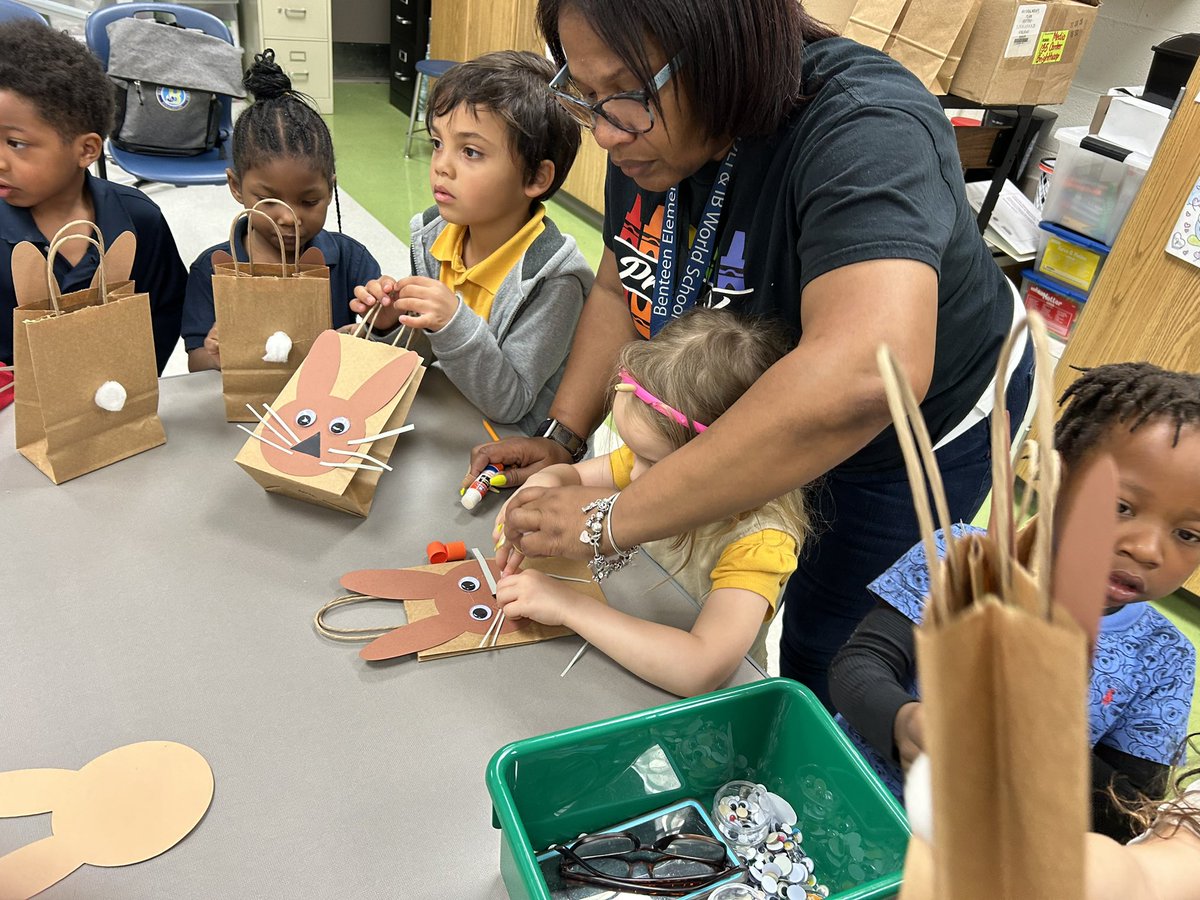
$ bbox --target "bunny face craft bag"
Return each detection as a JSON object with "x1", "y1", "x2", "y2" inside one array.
[
  {"x1": 884, "y1": 315, "x2": 1117, "y2": 900},
  {"x1": 211, "y1": 203, "x2": 332, "y2": 422},
  {"x1": 234, "y1": 325, "x2": 425, "y2": 516},
  {"x1": 11, "y1": 224, "x2": 165, "y2": 484}
]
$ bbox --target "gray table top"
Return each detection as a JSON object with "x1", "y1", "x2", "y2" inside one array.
[{"x1": 0, "y1": 369, "x2": 763, "y2": 898}]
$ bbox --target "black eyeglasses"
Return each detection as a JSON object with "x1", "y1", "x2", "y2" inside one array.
[
  {"x1": 551, "y1": 830, "x2": 741, "y2": 896},
  {"x1": 548, "y1": 57, "x2": 677, "y2": 135}
]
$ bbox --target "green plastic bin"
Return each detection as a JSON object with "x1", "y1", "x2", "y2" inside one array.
[{"x1": 486, "y1": 678, "x2": 910, "y2": 899}]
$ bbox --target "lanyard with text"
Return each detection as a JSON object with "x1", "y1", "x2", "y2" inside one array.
[{"x1": 650, "y1": 141, "x2": 740, "y2": 337}]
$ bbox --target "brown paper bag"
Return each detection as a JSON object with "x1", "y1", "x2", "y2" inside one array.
[
  {"x1": 845, "y1": 0, "x2": 981, "y2": 92},
  {"x1": 234, "y1": 320, "x2": 424, "y2": 517},
  {"x1": 844, "y1": 0, "x2": 911, "y2": 49},
  {"x1": 11, "y1": 223, "x2": 165, "y2": 484},
  {"x1": 879, "y1": 314, "x2": 1114, "y2": 900},
  {"x1": 211, "y1": 202, "x2": 332, "y2": 423}
]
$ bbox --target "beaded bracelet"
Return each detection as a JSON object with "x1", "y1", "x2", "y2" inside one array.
[{"x1": 579, "y1": 493, "x2": 639, "y2": 583}]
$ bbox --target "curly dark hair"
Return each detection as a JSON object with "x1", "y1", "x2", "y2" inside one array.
[
  {"x1": 426, "y1": 50, "x2": 582, "y2": 202},
  {"x1": 1055, "y1": 362, "x2": 1200, "y2": 467},
  {"x1": 0, "y1": 19, "x2": 114, "y2": 141}
]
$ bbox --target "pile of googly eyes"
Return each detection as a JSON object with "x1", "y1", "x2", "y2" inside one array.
[{"x1": 736, "y1": 826, "x2": 831, "y2": 900}]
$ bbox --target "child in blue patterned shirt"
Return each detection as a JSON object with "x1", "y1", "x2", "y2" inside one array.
[{"x1": 830, "y1": 362, "x2": 1200, "y2": 842}]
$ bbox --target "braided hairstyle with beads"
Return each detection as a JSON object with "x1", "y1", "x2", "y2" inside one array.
[
  {"x1": 1055, "y1": 362, "x2": 1200, "y2": 467},
  {"x1": 231, "y1": 50, "x2": 342, "y2": 230}
]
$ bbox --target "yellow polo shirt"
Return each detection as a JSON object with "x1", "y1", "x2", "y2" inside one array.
[{"x1": 428, "y1": 205, "x2": 546, "y2": 323}]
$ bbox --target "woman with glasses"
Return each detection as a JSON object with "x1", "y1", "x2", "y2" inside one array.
[{"x1": 467, "y1": 0, "x2": 1034, "y2": 708}]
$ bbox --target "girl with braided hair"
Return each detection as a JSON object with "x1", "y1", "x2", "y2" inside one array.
[
  {"x1": 181, "y1": 50, "x2": 381, "y2": 371},
  {"x1": 830, "y1": 361, "x2": 1200, "y2": 842}
]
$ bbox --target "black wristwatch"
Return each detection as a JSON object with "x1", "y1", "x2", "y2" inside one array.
[{"x1": 536, "y1": 418, "x2": 588, "y2": 463}]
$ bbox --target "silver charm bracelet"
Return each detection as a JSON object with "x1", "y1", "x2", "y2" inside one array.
[{"x1": 579, "y1": 493, "x2": 639, "y2": 583}]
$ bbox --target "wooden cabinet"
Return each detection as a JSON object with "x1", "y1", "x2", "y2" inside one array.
[
  {"x1": 389, "y1": 0, "x2": 431, "y2": 110},
  {"x1": 428, "y1": 0, "x2": 606, "y2": 213},
  {"x1": 241, "y1": 0, "x2": 334, "y2": 113}
]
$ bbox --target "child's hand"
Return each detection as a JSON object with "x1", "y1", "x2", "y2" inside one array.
[
  {"x1": 496, "y1": 569, "x2": 584, "y2": 628},
  {"x1": 894, "y1": 701, "x2": 925, "y2": 771},
  {"x1": 392, "y1": 276, "x2": 459, "y2": 332},
  {"x1": 351, "y1": 277, "x2": 403, "y2": 332}
]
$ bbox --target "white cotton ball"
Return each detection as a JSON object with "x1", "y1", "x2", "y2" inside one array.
[
  {"x1": 905, "y1": 752, "x2": 934, "y2": 846},
  {"x1": 262, "y1": 331, "x2": 293, "y2": 363},
  {"x1": 94, "y1": 381, "x2": 127, "y2": 412}
]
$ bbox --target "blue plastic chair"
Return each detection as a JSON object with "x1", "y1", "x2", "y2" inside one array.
[
  {"x1": 0, "y1": 0, "x2": 45, "y2": 23},
  {"x1": 404, "y1": 59, "x2": 459, "y2": 158},
  {"x1": 86, "y1": 3, "x2": 236, "y2": 186}
]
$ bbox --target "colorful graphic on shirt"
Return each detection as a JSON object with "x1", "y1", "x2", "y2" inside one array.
[{"x1": 613, "y1": 197, "x2": 754, "y2": 338}]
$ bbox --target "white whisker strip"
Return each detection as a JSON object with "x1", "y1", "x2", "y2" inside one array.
[
  {"x1": 237, "y1": 425, "x2": 293, "y2": 455},
  {"x1": 320, "y1": 461, "x2": 386, "y2": 472},
  {"x1": 347, "y1": 423, "x2": 416, "y2": 445},
  {"x1": 264, "y1": 403, "x2": 300, "y2": 444},
  {"x1": 547, "y1": 573, "x2": 593, "y2": 584},
  {"x1": 0, "y1": 381, "x2": 12, "y2": 393},
  {"x1": 560, "y1": 642, "x2": 590, "y2": 678},
  {"x1": 329, "y1": 448, "x2": 393, "y2": 470},
  {"x1": 489, "y1": 610, "x2": 506, "y2": 647},
  {"x1": 245, "y1": 403, "x2": 290, "y2": 445},
  {"x1": 478, "y1": 614, "x2": 501, "y2": 648}
]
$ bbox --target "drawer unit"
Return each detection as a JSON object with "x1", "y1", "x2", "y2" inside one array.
[
  {"x1": 241, "y1": 0, "x2": 333, "y2": 114},
  {"x1": 389, "y1": 0, "x2": 430, "y2": 111}
]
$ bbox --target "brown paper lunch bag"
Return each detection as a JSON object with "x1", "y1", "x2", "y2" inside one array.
[
  {"x1": 11, "y1": 223, "x2": 165, "y2": 484},
  {"x1": 211, "y1": 202, "x2": 332, "y2": 423},
  {"x1": 844, "y1": 0, "x2": 981, "y2": 93},
  {"x1": 878, "y1": 313, "x2": 1116, "y2": 900},
  {"x1": 234, "y1": 322, "x2": 425, "y2": 518}
]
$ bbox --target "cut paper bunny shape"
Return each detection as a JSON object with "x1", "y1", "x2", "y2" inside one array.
[
  {"x1": 0, "y1": 741, "x2": 213, "y2": 900},
  {"x1": 343, "y1": 557, "x2": 527, "y2": 660},
  {"x1": 249, "y1": 328, "x2": 420, "y2": 478}
]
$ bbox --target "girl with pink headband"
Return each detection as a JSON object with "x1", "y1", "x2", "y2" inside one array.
[{"x1": 492, "y1": 308, "x2": 809, "y2": 695}]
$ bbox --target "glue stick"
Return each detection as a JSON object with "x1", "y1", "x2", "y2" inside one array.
[{"x1": 461, "y1": 464, "x2": 502, "y2": 510}]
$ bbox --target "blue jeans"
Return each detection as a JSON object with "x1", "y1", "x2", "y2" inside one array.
[{"x1": 778, "y1": 343, "x2": 1035, "y2": 709}]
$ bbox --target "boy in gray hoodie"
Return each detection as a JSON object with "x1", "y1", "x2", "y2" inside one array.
[{"x1": 352, "y1": 51, "x2": 592, "y2": 434}]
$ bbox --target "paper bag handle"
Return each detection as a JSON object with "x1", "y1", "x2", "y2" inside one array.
[
  {"x1": 252, "y1": 198, "x2": 302, "y2": 273},
  {"x1": 44, "y1": 233, "x2": 108, "y2": 316},
  {"x1": 876, "y1": 345, "x2": 959, "y2": 606},
  {"x1": 988, "y1": 312, "x2": 1058, "y2": 612},
  {"x1": 350, "y1": 303, "x2": 414, "y2": 349},
  {"x1": 226, "y1": 207, "x2": 290, "y2": 276}
]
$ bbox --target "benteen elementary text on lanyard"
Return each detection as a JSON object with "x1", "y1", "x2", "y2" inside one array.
[{"x1": 650, "y1": 141, "x2": 740, "y2": 337}]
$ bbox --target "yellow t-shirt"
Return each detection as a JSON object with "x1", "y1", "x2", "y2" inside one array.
[
  {"x1": 607, "y1": 445, "x2": 798, "y2": 617},
  {"x1": 428, "y1": 205, "x2": 546, "y2": 323}
]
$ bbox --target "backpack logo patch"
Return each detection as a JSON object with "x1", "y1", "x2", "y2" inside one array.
[{"x1": 156, "y1": 87, "x2": 190, "y2": 111}]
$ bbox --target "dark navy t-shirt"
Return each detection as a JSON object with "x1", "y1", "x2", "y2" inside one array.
[
  {"x1": 181, "y1": 220, "x2": 381, "y2": 351},
  {"x1": 1, "y1": 172, "x2": 187, "y2": 373},
  {"x1": 603, "y1": 37, "x2": 1012, "y2": 472}
]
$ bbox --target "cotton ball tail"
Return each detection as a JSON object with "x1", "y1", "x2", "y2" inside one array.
[
  {"x1": 262, "y1": 331, "x2": 293, "y2": 363},
  {"x1": 904, "y1": 752, "x2": 934, "y2": 846},
  {"x1": 94, "y1": 381, "x2": 127, "y2": 412}
]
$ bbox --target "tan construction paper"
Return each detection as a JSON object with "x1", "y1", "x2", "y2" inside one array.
[{"x1": 0, "y1": 741, "x2": 213, "y2": 900}]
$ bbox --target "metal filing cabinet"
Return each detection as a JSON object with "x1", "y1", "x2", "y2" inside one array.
[
  {"x1": 241, "y1": 0, "x2": 334, "y2": 114},
  {"x1": 389, "y1": 0, "x2": 430, "y2": 111}
]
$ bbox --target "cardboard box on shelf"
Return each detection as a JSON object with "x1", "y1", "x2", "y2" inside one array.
[{"x1": 951, "y1": 0, "x2": 1100, "y2": 105}]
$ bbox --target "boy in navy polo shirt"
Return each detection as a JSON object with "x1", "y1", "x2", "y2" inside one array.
[
  {"x1": 0, "y1": 20, "x2": 187, "y2": 382},
  {"x1": 181, "y1": 50, "x2": 379, "y2": 370}
]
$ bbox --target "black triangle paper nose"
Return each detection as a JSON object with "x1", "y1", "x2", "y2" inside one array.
[{"x1": 294, "y1": 433, "x2": 321, "y2": 458}]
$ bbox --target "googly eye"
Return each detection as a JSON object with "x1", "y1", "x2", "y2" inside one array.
[
  {"x1": 468, "y1": 604, "x2": 493, "y2": 621},
  {"x1": 295, "y1": 408, "x2": 317, "y2": 428},
  {"x1": 458, "y1": 576, "x2": 481, "y2": 592},
  {"x1": 329, "y1": 416, "x2": 350, "y2": 435}
]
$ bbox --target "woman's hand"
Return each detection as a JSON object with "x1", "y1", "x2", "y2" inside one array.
[
  {"x1": 463, "y1": 437, "x2": 573, "y2": 493},
  {"x1": 496, "y1": 569, "x2": 588, "y2": 628},
  {"x1": 493, "y1": 464, "x2": 582, "y2": 573},
  {"x1": 894, "y1": 701, "x2": 926, "y2": 771},
  {"x1": 503, "y1": 484, "x2": 614, "y2": 561}
]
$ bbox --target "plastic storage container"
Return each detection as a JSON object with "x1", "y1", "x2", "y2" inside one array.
[
  {"x1": 1034, "y1": 222, "x2": 1110, "y2": 293},
  {"x1": 487, "y1": 678, "x2": 910, "y2": 900},
  {"x1": 1042, "y1": 126, "x2": 1152, "y2": 246},
  {"x1": 1021, "y1": 268, "x2": 1089, "y2": 341}
]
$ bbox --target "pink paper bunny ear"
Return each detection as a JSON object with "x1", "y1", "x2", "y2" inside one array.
[
  {"x1": 359, "y1": 616, "x2": 467, "y2": 661},
  {"x1": 297, "y1": 330, "x2": 342, "y2": 399},
  {"x1": 347, "y1": 350, "x2": 419, "y2": 420},
  {"x1": 340, "y1": 567, "x2": 456, "y2": 600}
]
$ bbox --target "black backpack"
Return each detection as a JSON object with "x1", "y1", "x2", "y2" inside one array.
[{"x1": 105, "y1": 16, "x2": 245, "y2": 157}]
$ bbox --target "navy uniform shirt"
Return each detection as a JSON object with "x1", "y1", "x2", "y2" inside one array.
[
  {"x1": 1, "y1": 171, "x2": 187, "y2": 373},
  {"x1": 181, "y1": 220, "x2": 382, "y2": 352}
]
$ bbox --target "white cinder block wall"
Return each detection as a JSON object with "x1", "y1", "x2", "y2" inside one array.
[{"x1": 1030, "y1": 0, "x2": 1200, "y2": 170}]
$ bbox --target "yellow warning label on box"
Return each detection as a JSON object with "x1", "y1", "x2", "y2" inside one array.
[{"x1": 1033, "y1": 30, "x2": 1069, "y2": 65}]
